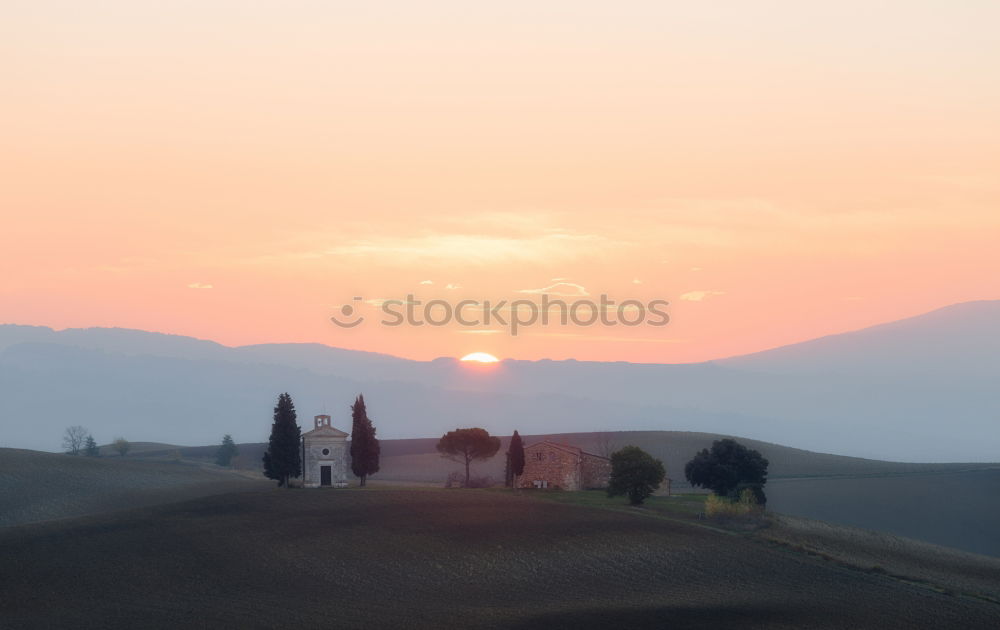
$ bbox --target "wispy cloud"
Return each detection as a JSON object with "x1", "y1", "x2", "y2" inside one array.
[
  {"x1": 187, "y1": 283, "x2": 213, "y2": 289},
  {"x1": 445, "y1": 283, "x2": 461, "y2": 290},
  {"x1": 528, "y1": 332, "x2": 688, "y2": 344},
  {"x1": 679, "y1": 290, "x2": 724, "y2": 302},
  {"x1": 419, "y1": 280, "x2": 434, "y2": 285},
  {"x1": 321, "y1": 231, "x2": 608, "y2": 266},
  {"x1": 517, "y1": 282, "x2": 589, "y2": 297}
]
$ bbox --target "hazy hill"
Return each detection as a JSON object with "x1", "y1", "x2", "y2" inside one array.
[{"x1": 2, "y1": 300, "x2": 998, "y2": 461}]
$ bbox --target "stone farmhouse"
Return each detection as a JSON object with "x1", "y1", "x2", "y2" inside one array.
[
  {"x1": 518, "y1": 441, "x2": 611, "y2": 491},
  {"x1": 302, "y1": 414, "x2": 349, "y2": 488}
]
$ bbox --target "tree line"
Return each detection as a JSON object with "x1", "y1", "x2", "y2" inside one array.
[
  {"x1": 68, "y1": 390, "x2": 768, "y2": 507},
  {"x1": 61, "y1": 426, "x2": 129, "y2": 457},
  {"x1": 262, "y1": 395, "x2": 768, "y2": 508}
]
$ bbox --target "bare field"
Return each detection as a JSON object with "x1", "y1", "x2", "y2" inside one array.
[
  {"x1": 1, "y1": 488, "x2": 998, "y2": 629},
  {"x1": 761, "y1": 513, "x2": 1000, "y2": 603},
  {"x1": 0, "y1": 448, "x2": 267, "y2": 527}
]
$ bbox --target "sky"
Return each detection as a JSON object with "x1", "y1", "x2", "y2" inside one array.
[{"x1": 2, "y1": 2, "x2": 998, "y2": 363}]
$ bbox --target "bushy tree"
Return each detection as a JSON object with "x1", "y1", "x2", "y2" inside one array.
[
  {"x1": 84, "y1": 435, "x2": 100, "y2": 457},
  {"x1": 506, "y1": 430, "x2": 525, "y2": 488},
  {"x1": 607, "y1": 446, "x2": 666, "y2": 506},
  {"x1": 685, "y1": 438, "x2": 769, "y2": 504},
  {"x1": 263, "y1": 393, "x2": 301, "y2": 487},
  {"x1": 436, "y1": 428, "x2": 501, "y2": 487},
  {"x1": 62, "y1": 425, "x2": 88, "y2": 455},
  {"x1": 349, "y1": 394, "x2": 380, "y2": 486},
  {"x1": 112, "y1": 437, "x2": 130, "y2": 457},
  {"x1": 216, "y1": 434, "x2": 239, "y2": 467}
]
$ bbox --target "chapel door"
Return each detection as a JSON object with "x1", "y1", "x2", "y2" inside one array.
[{"x1": 320, "y1": 465, "x2": 332, "y2": 486}]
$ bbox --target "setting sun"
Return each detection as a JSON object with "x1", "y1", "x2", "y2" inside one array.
[{"x1": 460, "y1": 352, "x2": 500, "y2": 364}]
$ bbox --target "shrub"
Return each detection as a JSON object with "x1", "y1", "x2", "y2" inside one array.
[
  {"x1": 704, "y1": 489, "x2": 763, "y2": 522},
  {"x1": 732, "y1": 482, "x2": 767, "y2": 507},
  {"x1": 444, "y1": 472, "x2": 495, "y2": 488},
  {"x1": 444, "y1": 471, "x2": 464, "y2": 488},
  {"x1": 465, "y1": 475, "x2": 495, "y2": 489}
]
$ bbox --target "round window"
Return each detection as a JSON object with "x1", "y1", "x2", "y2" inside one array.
[{"x1": 321, "y1": 448, "x2": 330, "y2": 456}]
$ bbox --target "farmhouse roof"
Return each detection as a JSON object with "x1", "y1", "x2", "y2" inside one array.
[{"x1": 525, "y1": 440, "x2": 609, "y2": 460}]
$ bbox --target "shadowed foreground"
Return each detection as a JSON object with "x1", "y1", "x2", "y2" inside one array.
[{"x1": 1, "y1": 489, "x2": 997, "y2": 629}]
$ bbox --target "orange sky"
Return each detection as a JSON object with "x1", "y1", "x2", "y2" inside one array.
[{"x1": 2, "y1": 2, "x2": 998, "y2": 362}]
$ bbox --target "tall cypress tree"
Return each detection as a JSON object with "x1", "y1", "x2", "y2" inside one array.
[
  {"x1": 263, "y1": 393, "x2": 301, "y2": 487},
  {"x1": 349, "y1": 394, "x2": 380, "y2": 487},
  {"x1": 508, "y1": 430, "x2": 525, "y2": 488}
]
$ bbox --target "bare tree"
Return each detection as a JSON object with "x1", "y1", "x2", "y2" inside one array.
[
  {"x1": 594, "y1": 431, "x2": 620, "y2": 459},
  {"x1": 62, "y1": 425, "x2": 88, "y2": 455},
  {"x1": 113, "y1": 437, "x2": 131, "y2": 457}
]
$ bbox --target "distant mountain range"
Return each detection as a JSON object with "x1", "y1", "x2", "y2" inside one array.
[{"x1": 1, "y1": 300, "x2": 998, "y2": 461}]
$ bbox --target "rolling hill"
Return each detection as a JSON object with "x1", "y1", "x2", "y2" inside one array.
[
  {"x1": 0, "y1": 448, "x2": 266, "y2": 528},
  {"x1": 2, "y1": 488, "x2": 998, "y2": 629}
]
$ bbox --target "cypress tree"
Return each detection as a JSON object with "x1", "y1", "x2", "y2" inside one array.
[
  {"x1": 508, "y1": 430, "x2": 525, "y2": 488},
  {"x1": 263, "y1": 393, "x2": 301, "y2": 487},
  {"x1": 84, "y1": 435, "x2": 100, "y2": 457},
  {"x1": 349, "y1": 394, "x2": 380, "y2": 486},
  {"x1": 216, "y1": 434, "x2": 239, "y2": 467}
]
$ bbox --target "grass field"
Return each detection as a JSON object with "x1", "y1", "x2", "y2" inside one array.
[
  {"x1": 766, "y1": 469, "x2": 1000, "y2": 557},
  {"x1": 2, "y1": 486, "x2": 999, "y2": 629}
]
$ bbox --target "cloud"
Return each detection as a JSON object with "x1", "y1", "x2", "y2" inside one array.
[
  {"x1": 631, "y1": 278, "x2": 642, "y2": 284},
  {"x1": 445, "y1": 283, "x2": 461, "y2": 290},
  {"x1": 528, "y1": 332, "x2": 688, "y2": 344},
  {"x1": 517, "y1": 282, "x2": 589, "y2": 297},
  {"x1": 187, "y1": 283, "x2": 213, "y2": 289},
  {"x1": 321, "y1": 231, "x2": 609, "y2": 266},
  {"x1": 419, "y1": 280, "x2": 434, "y2": 285},
  {"x1": 679, "y1": 290, "x2": 724, "y2": 302}
]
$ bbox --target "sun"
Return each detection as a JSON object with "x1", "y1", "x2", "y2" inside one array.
[{"x1": 460, "y1": 352, "x2": 500, "y2": 364}]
